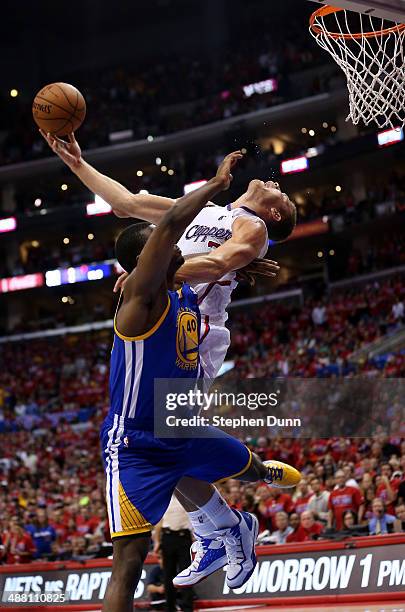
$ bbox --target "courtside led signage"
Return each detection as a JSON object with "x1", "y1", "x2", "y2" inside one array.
[
  {"x1": 281, "y1": 157, "x2": 309, "y2": 175},
  {"x1": 377, "y1": 127, "x2": 403, "y2": 147}
]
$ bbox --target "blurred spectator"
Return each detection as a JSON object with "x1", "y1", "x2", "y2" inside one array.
[
  {"x1": 375, "y1": 463, "x2": 399, "y2": 515},
  {"x1": 3, "y1": 518, "x2": 36, "y2": 564},
  {"x1": 312, "y1": 302, "x2": 327, "y2": 326},
  {"x1": 392, "y1": 297, "x2": 404, "y2": 322},
  {"x1": 258, "y1": 487, "x2": 294, "y2": 531},
  {"x1": 267, "y1": 511, "x2": 293, "y2": 544},
  {"x1": 307, "y1": 478, "x2": 330, "y2": 523},
  {"x1": 147, "y1": 551, "x2": 166, "y2": 610},
  {"x1": 368, "y1": 498, "x2": 396, "y2": 535},
  {"x1": 393, "y1": 504, "x2": 405, "y2": 532},
  {"x1": 342, "y1": 510, "x2": 356, "y2": 531},
  {"x1": 0, "y1": 535, "x2": 4, "y2": 563},
  {"x1": 328, "y1": 470, "x2": 364, "y2": 530},
  {"x1": 343, "y1": 465, "x2": 359, "y2": 489},
  {"x1": 25, "y1": 508, "x2": 56, "y2": 559},
  {"x1": 286, "y1": 510, "x2": 324, "y2": 543},
  {"x1": 293, "y1": 480, "x2": 311, "y2": 515},
  {"x1": 288, "y1": 512, "x2": 300, "y2": 538},
  {"x1": 70, "y1": 535, "x2": 93, "y2": 561}
]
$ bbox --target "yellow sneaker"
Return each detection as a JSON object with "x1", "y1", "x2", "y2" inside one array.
[{"x1": 263, "y1": 460, "x2": 301, "y2": 488}]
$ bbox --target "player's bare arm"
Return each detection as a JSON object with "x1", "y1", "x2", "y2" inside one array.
[
  {"x1": 175, "y1": 215, "x2": 278, "y2": 283},
  {"x1": 116, "y1": 151, "x2": 243, "y2": 337},
  {"x1": 39, "y1": 130, "x2": 176, "y2": 222}
]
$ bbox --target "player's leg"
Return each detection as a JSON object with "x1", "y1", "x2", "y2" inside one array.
[
  {"x1": 173, "y1": 430, "x2": 300, "y2": 588},
  {"x1": 233, "y1": 451, "x2": 301, "y2": 488},
  {"x1": 103, "y1": 534, "x2": 150, "y2": 612},
  {"x1": 101, "y1": 421, "x2": 182, "y2": 609},
  {"x1": 175, "y1": 477, "x2": 257, "y2": 589},
  {"x1": 199, "y1": 323, "x2": 230, "y2": 380},
  {"x1": 173, "y1": 432, "x2": 257, "y2": 590}
]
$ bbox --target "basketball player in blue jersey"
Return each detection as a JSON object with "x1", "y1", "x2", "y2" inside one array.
[
  {"x1": 41, "y1": 133, "x2": 301, "y2": 600},
  {"x1": 102, "y1": 151, "x2": 300, "y2": 611}
]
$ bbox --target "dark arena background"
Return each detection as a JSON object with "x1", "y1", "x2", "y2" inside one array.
[{"x1": 0, "y1": 0, "x2": 404, "y2": 611}]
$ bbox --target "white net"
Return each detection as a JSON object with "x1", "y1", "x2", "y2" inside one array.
[{"x1": 310, "y1": 7, "x2": 405, "y2": 128}]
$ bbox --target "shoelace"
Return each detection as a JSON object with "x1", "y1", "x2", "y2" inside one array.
[
  {"x1": 220, "y1": 534, "x2": 244, "y2": 566},
  {"x1": 265, "y1": 465, "x2": 284, "y2": 484},
  {"x1": 188, "y1": 538, "x2": 207, "y2": 570}
]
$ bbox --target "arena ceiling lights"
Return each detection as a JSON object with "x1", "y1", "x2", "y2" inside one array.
[
  {"x1": 281, "y1": 156, "x2": 309, "y2": 175},
  {"x1": 0, "y1": 217, "x2": 17, "y2": 233},
  {"x1": 377, "y1": 127, "x2": 404, "y2": 147},
  {"x1": 184, "y1": 179, "x2": 208, "y2": 194},
  {"x1": 86, "y1": 195, "x2": 112, "y2": 216}
]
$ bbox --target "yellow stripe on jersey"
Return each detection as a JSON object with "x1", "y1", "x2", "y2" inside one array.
[
  {"x1": 214, "y1": 447, "x2": 253, "y2": 484},
  {"x1": 114, "y1": 296, "x2": 171, "y2": 342},
  {"x1": 111, "y1": 481, "x2": 153, "y2": 538}
]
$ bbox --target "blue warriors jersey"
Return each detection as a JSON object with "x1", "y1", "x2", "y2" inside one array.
[{"x1": 109, "y1": 283, "x2": 202, "y2": 431}]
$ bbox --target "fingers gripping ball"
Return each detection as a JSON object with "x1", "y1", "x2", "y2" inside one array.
[{"x1": 32, "y1": 83, "x2": 86, "y2": 137}]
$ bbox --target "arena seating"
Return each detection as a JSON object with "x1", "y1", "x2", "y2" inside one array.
[
  {"x1": 1, "y1": 24, "x2": 329, "y2": 166},
  {"x1": 0, "y1": 276, "x2": 403, "y2": 562}
]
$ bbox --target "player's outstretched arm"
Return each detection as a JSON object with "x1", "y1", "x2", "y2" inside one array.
[{"x1": 39, "y1": 130, "x2": 176, "y2": 223}]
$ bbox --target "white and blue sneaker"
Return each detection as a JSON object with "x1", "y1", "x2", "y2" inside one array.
[
  {"x1": 218, "y1": 510, "x2": 259, "y2": 589},
  {"x1": 173, "y1": 533, "x2": 227, "y2": 587}
]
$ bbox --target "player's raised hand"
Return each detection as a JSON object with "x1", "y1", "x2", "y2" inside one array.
[
  {"x1": 39, "y1": 130, "x2": 82, "y2": 170},
  {"x1": 215, "y1": 150, "x2": 244, "y2": 190}
]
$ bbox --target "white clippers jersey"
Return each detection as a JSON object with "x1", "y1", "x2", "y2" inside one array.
[{"x1": 177, "y1": 203, "x2": 268, "y2": 325}]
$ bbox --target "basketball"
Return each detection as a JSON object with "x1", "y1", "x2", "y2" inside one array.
[{"x1": 32, "y1": 82, "x2": 86, "y2": 137}]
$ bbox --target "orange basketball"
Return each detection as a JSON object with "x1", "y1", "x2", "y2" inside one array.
[{"x1": 32, "y1": 82, "x2": 86, "y2": 137}]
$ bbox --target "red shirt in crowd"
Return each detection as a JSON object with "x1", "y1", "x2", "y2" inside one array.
[
  {"x1": 4, "y1": 532, "x2": 36, "y2": 564},
  {"x1": 294, "y1": 495, "x2": 311, "y2": 515},
  {"x1": 376, "y1": 479, "x2": 400, "y2": 515},
  {"x1": 260, "y1": 493, "x2": 294, "y2": 530},
  {"x1": 328, "y1": 486, "x2": 364, "y2": 529},
  {"x1": 286, "y1": 522, "x2": 324, "y2": 543},
  {"x1": 50, "y1": 521, "x2": 69, "y2": 543}
]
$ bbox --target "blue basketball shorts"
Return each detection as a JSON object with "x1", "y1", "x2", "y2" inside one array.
[{"x1": 100, "y1": 414, "x2": 252, "y2": 538}]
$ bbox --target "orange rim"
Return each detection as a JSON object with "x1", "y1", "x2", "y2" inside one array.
[{"x1": 310, "y1": 4, "x2": 405, "y2": 39}]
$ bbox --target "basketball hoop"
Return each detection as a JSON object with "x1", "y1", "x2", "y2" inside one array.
[{"x1": 309, "y1": 5, "x2": 405, "y2": 128}]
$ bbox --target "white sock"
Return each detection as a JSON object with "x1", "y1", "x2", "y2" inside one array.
[
  {"x1": 188, "y1": 509, "x2": 216, "y2": 537},
  {"x1": 199, "y1": 490, "x2": 239, "y2": 530}
]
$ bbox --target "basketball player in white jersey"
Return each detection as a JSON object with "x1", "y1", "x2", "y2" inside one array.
[
  {"x1": 40, "y1": 130, "x2": 296, "y2": 381},
  {"x1": 41, "y1": 131, "x2": 299, "y2": 588}
]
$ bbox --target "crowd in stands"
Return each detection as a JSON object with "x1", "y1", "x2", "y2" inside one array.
[
  {"x1": 0, "y1": 14, "x2": 333, "y2": 166},
  {"x1": 0, "y1": 424, "x2": 403, "y2": 563},
  {"x1": 219, "y1": 448, "x2": 405, "y2": 545},
  {"x1": 229, "y1": 275, "x2": 405, "y2": 378},
  {"x1": 0, "y1": 274, "x2": 404, "y2": 562},
  {"x1": 346, "y1": 233, "x2": 405, "y2": 277}
]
